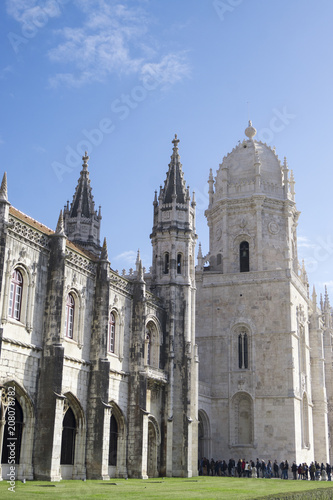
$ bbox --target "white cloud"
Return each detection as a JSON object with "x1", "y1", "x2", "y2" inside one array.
[
  {"x1": 297, "y1": 235, "x2": 317, "y2": 249},
  {"x1": 140, "y1": 53, "x2": 191, "y2": 88},
  {"x1": 0, "y1": 66, "x2": 13, "y2": 79},
  {"x1": 6, "y1": 0, "x2": 191, "y2": 89},
  {"x1": 33, "y1": 144, "x2": 47, "y2": 153},
  {"x1": 6, "y1": 0, "x2": 62, "y2": 25},
  {"x1": 113, "y1": 250, "x2": 137, "y2": 266}
]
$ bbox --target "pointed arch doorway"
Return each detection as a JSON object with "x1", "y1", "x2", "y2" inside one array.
[
  {"x1": 198, "y1": 410, "x2": 211, "y2": 462},
  {"x1": 147, "y1": 416, "x2": 160, "y2": 478}
]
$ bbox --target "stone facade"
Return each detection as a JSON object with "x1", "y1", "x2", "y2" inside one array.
[
  {"x1": 0, "y1": 123, "x2": 333, "y2": 481},
  {"x1": 196, "y1": 122, "x2": 333, "y2": 467},
  {"x1": 0, "y1": 142, "x2": 197, "y2": 481}
]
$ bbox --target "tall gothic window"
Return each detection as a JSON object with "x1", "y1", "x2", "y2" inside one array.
[
  {"x1": 1, "y1": 399, "x2": 23, "y2": 464},
  {"x1": 238, "y1": 331, "x2": 249, "y2": 369},
  {"x1": 240, "y1": 241, "x2": 249, "y2": 272},
  {"x1": 164, "y1": 253, "x2": 169, "y2": 274},
  {"x1": 146, "y1": 333, "x2": 151, "y2": 365},
  {"x1": 232, "y1": 393, "x2": 253, "y2": 445},
  {"x1": 177, "y1": 253, "x2": 182, "y2": 274},
  {"x1": 60, "y1": 407, "x2": 76, "y2": 465},
  {"x1": 108, "y1": 312, "x2": 115, "y2": 353},
  {"x1": 8, "y1": 269, "x2": 23, "y2": 321},
  {"x1": 302, "y1": 394, "x2": 309, "y2": 448},
  {"x1": 65, "y1": 293, "x2": 75, "y2": 339},
  {"x1": 109, "y1": 414, "x2": 118, "y2": 466}
]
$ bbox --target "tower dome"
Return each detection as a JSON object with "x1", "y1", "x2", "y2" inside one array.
[{"x1": 214, "y1": 121, "x2": 285, "y2": 201}]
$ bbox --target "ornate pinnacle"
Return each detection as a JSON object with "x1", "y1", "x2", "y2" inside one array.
[
  {"x1": 82, "y1": 151, "x2": 89, "y2": 169},
  {"x1": 56, "y1": 210, "x2": 65, "y2": 236},
  {"x1": 136, "y1": 249, "x2": 141, "y2": 268},
  {"x1": 0, "y1": 172, "x2": 8, "y2": 202},
  {"x1": 100, "y1": 237, "x2": 108, "y2": 261},
  {"x1": 172, "y1": 133, "x2": 180, "y2": 147},
  {"x1": 245, "y1": 120, "x2": 257, "y2": 140},
  {"x1": 197, "y1": 242, "x2": 203, "y2": 259}
]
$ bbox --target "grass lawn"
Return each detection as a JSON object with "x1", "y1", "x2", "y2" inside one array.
[{"x1": 1, "y1": 476, "x2": 333, "y2": 499}]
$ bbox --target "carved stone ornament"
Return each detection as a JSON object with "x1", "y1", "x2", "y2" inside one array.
[
  {"x1": 63, "y1": 398, "x2": 70, "y2": 414},
  {"x1": 239, "y1": 218, "x2": 247, "y2": 229},
  {"x1": 216, "y1": 228, "x2": 222, "y2": 241},
  {"x1": 268, "y1": 221, "x2": 279, "y2": 235},
  {"x1": 1, "y1": 387, "x2": 9, "y2": 408}
]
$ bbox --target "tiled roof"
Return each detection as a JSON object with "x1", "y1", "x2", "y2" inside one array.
[{"x1": 9, "y1": 206, "x2": 99, "y2": 261}]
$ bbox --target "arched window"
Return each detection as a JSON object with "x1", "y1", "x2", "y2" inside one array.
[
  {"x1": 60, "y1": 407, "x2": 76, "y2": 465},
  {"x1": 240, "y1": 241, "x2": 249, "y2": 272},
  {"x1": 177, "y1": 253, "x2": 182, "y2": 274},
  {"x1": 216, "y1": 253, "x2": 222, "y2": 266},
  {"x1": 65, "y1": 293, "x2": 75, "y2": 339},
  {"x1": 232, "y1": 393, "x2": 253, "y2": 445},
  {"x1": 145, "y1": 321, "x2": 160, "y2": 368},
  {"x1": 238, "y1": 331, "x2": 249, "y2": 369},
  {"x1": 146, "y1": 333, "x2": 151, "y2": 365},
  {"x1": 109, "y1": 414, "x2": 118, "y2": 466},
  {"x1": 1, "y1": 399, "x2": 23, "y2": 464},
  {"x1": 108, "y1": 312, "x2": 115, "y2": 353},
  {"x1": 8, "y1": 270, "x2": 23, "y2": 321},
  {"x1": 302, "y1": 394, "x2": 309, "y2": 448},
  {"x1": 164, "y1": 253, "x2": 169, "y2": 274}
]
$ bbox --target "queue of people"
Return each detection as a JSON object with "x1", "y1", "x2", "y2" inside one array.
[{"x1": 198, "y1": 457, "x2": 332, "y2": 481}]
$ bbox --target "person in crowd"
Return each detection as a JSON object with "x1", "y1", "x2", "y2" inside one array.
[
  {"x1": 221, "y1": 460, "x2": 227, "y2": 476},
  {"x1": 210, "y1": 458, "x2": 215, "y2": 476},
  {"x1": 256, "y1": 458, "x2": 261, "y2": 478},
  {"x1": 261, "y1": 460, "x2": 266, "y2": 478},
  {"x1": 297, "y1": 463, "x2": 303, "y2": 480},
  {"x1": 310, "y1": 462, "x2": 315, "y2": 481},
  {"x1": 266, "y1": 460, "x2": 272, "y2": 478},
  {"x1": 273, "y1": 460, "x2": 279, "y2": 478},
  {"x1": 303, "y1": 463, "x2": 308, "y2": 480},
  {"x1": 281, "y1": 460, "x2": 289, "y2": 480},
  {"x1": 315, "y1": 461, "x2": 321, "y2": 480},
  {"x1": 237, "y1": 459, "x2": 242, "y2": 478},
  {"x1": 326, "y1": 463, "x2": 331, "y2": 481},
  {"x1": 291, "y1": 461, "x2": 297, "y2": 480}
]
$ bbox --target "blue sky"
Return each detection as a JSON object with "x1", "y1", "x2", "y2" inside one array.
[{"x1": 1, "y1": 0, "x2": 333, "y2": 299}]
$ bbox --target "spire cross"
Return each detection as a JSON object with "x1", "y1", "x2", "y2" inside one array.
[
  {"x1": 172, "y1": 134, "x2": 180, "y2": 148},
  {"x1": 82, "y1": 151, "x2": 89, "y2": 169}
]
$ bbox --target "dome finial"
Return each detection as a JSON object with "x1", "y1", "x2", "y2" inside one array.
[{"x1": 245, "y1": 120, "x2": 257, "y2": 140}]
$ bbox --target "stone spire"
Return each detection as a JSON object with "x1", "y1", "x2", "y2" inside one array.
[
  {"x1": 197, "y1": 242, "x2": 204, "y2": 270},
  {"x1": 323, "y1": 286, "x2": 332, "y2": 328},
  {"x1": 0, "y1": 172, "x2": 8, "y2": 202},
  {"x1": 63, "y1": 152, "x2": 102, "y2": 256},
  {"x1": 100, "y1": 237, "x2": 108, "y2": 261},
  {"x1": 161, "y1": 135, "x2": 187, "y2": 205},
  {"x1": 55, "y1": 210, "x2": 65, "y2": 236}
]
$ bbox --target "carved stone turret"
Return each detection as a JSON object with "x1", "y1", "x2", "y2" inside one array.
[{"x1": 63, "y1": 153, "x2": 102, "y2": 256}]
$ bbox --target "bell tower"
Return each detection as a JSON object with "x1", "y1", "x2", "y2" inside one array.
[
  {"x1": 196, "y1": 122, "x2": 329, "y2": 466},
  {"x1": 150, "y1": 135, "x2": 198, "y2": 476}
]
